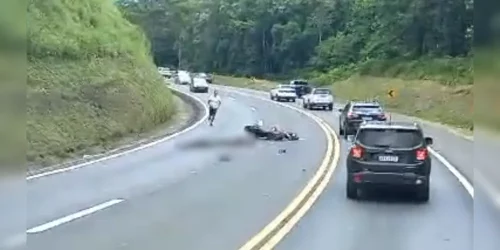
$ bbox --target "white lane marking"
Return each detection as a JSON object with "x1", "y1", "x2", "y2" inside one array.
[
  {"x1": 427, "y1": 147, "x2": 474, "y2": 197},
  {"x1": 228, "y1": 96, "x2": 236, "y2": 101},
  {"x1": 27, "y1": 199, "x2": 124, "y2": 234},
  {"x1": 218, "y1": 85, "x2": 477, "y2": 198},
  {"x1": 250, "y1": 107, "x2": 256, "y2": 111},
  {"x1": 27, "y1": 87, "x2": 209, "y2": 180}
]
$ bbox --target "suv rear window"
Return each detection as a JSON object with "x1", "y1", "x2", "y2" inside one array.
[
  {"x1": 314, "y1": 89, "x2": 331, "y2": 94},
  {"x1": 279, "y1": 89, "x2": 295, "y2": 93},
  {"x1": 352, "y1": 104, "x2": 381, "y2": 112},
  {"x1": 292, "y1": 81, "x2": 308, "y2": 85},
  {"x1": 356, "y1": 128, "x2": 423, "y2": 148}
]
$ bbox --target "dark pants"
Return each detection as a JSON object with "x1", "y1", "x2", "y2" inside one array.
[{"x1": 209, "y1": 107, "x2": 218, "y2": 121}]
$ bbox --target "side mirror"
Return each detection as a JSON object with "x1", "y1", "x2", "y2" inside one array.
[{"x1": 424, "y1": 137, "x2": 433, "y2": 145}]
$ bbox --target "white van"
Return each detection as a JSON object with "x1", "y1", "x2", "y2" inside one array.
[
  {"x1": 190, "y1": 77, "x2": 209, "y2": 93},
  {"x1": 176, "y1": 71, "x2": 192, "y2": 85}
]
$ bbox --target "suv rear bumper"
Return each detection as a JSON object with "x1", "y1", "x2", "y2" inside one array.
[
  {"x1": 347, "y1": 159, "x2": 431, "y2": 187},
  {"x1": 348, "y1": 171, "x2": 428, "y2": 187},
  {"x1": 309, "y1": 102, "x2": 332, "y2": 106},
  {"x1": 192, "y1": 86, "x2": 208, "y2": 92},
  {"x1": 277, "y1": 95, "x2": 296, "y2": 99}
]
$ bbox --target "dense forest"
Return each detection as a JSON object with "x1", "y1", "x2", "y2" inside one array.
[{"x1": 118, "y1": 0, "x2": 473, "y2": 85}]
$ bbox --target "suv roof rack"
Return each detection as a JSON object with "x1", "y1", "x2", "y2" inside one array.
[{"x1": 360, "y1": 120, "x2": 421, "y2": 130}]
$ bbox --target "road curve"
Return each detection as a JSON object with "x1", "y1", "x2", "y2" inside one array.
[
  {"x1": 217, "y1": 86, "x2": 499, "y2": 250},
  {"x1": 24, "y1": 84, "x2": 329, "y2": 250}
]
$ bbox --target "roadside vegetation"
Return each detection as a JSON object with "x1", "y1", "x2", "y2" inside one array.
[
  {"x1": 27, "y1": 0, "x2": 175, "y2": 166},
  {"x1": 121, "y1": 0, "x2": 475, "y2": 131}
]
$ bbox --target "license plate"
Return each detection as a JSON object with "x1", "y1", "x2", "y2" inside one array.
[
  {"x1": 378, "y1": 155, "x2": 399, "y2": 162},
  {"x1": 362, "y1": 116, "x2": 373, "y2": 121}
]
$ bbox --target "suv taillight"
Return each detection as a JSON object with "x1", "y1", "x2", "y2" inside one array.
[
  {"x1": 347, "y1": 112, "x2": 358, "y2": 119},
  {"x1": 416, "y1": 148, "x2": 428, "y2": 160},
  {"x1": 350, "y1": 145, "x2": 364, "y2": 158}
]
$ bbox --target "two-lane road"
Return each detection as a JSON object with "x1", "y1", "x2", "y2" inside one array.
[
  {"x1": 24, "y1": 85, "x2": 329, "y2": 250},
  {"x1": 216, "y1": 85, "x2": 499, "y2": 250}
]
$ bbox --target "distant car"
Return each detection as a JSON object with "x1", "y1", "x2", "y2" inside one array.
[
  {"x1": 158, "y1": 67, "x2": 172, "y2": 78},
  {"x1": 194, "y1": 72, "x2": 213, "y2": 83},
  {"x1": 269, "y1": 86, "x2": 297, "y2": 102},
  {"x1": 175, "y1": 70, "x2": 192, "y2": 85},
  {"x1": 338, "y1": 101, "x2": 387, "y2": 139},
  {"x1": 302, "y1": 88, "x2": 334, "y2": 110},
  {"x1": 345, "y1": 121, "x2": 433, "y2": 202},
  {"x1": 205, "y1": 73, "x2": 214, "y2": 83},
  {"x1": 190, "y1": 77, "x2": 209, "y2": 93},
  {"x1": 289, "y1": 79, "x2": 311, "y2": 98}
]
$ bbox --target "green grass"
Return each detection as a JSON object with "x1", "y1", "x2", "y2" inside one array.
[
  {"x1": 27, "y1": 0, "x2": 175, "y2": 166},
  {"x1": 306, "y1": 57, "x2": 472, "y2": 86},
  {"x1": 474, "y1": 49, "x2": 500, "y2": 132},
  {"x1": 214, "y1": 75, "x2": 277, "y2": 91}
]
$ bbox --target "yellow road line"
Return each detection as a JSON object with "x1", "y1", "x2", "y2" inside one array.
[
  {"x1": 239, "y1": 114, "x2": 341, "y2": 250},
  {"x1": 215, "y1": 85, "x2": 341, "y2": 249}
]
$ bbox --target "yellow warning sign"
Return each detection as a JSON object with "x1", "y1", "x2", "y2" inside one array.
[{"x1": 387, "y1": 89, "x2": 396, "y2": 98}]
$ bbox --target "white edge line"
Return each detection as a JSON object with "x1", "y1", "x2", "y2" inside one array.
[
  {"x1": 428, "y1": 147, "x2": 474, "y2": 197},
  {"x1": 27, "y1": 87, "x2": 209, "y2": 181},
  {"x1": 218, "y1": 85, "x2": 476, "y2": 198},
  {"x1": 27, "y1": 199, "x2": 124, "y2": 234}
]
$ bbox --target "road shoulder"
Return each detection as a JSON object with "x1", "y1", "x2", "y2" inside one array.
[{"x1": 27, "y1": 88, "x2": 206, "y2": 177}]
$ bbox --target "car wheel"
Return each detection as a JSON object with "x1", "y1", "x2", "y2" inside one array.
[
  {"x1": 415, "y1": 182, "x2": 430, "y2": 202},
  {"x1": 270, "y1": 95, "x2": 274, "y2": 100},
  {"x1": 339, "y1": 122, "x2": 344, "y2": 135},
  {"x1": 291, "y1": 98, "x2": 296, "y2": 102},
  {"x1": 346, "y1": 180, "x2": 358, "y2": 199},
  {"x1": 328, "y1": 103, "x2": 333, "y2": 111},
  {"x1": 302, "y1": 101, "x2": 307, "y2": 108}
]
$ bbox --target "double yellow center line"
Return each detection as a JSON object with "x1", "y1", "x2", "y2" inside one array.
[{"x1": 239, "y1": 117, "x2": 341, "y2": 250}]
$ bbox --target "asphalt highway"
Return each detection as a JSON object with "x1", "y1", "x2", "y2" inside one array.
[
  {"x1": 216, "y1": 86, "x2": 499, "y2": 250},
  {"x1": 23, "y1": 84, "x2": 329, "y2": 250},
  {"x1": 10, "y1": 83, "x2": 499, "y2": 250}
]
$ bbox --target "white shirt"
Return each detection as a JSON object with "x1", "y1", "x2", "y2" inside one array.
[{"x1": 208, "y1": 95, "x2": 222, "y2": 109}]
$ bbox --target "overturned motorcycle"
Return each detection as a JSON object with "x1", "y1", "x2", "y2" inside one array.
[{"x1": 244, "y1": 124, "x2": 300, "y2": 141}]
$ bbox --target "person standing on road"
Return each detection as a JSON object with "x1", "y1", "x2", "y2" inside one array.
[{"x1": 207, "y1": 90, "x2": 222, "y2": 126}]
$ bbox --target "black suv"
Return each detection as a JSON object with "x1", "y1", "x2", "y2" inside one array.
[
  {"x1": 345, "y1": 121, "x2": 433, "y2": 202},
  {"x1": 289, "y1": 79, "x2": 311, "y2": 98},
  {"x1": 338, "y1": 101, "x2": 387, "y2": 139}
]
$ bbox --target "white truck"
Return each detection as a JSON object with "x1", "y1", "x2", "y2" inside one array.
[
  {"x1": 302, "y1": 88, "x2": 334, "y2": 110},
  {"x1": 269, "y1": 85, "x2": 297, "y2": 102},
  {"x1": 175, "y1": 70, "x2": 192, "y2": 85},
  {"x1": 158, "y1": 67, "x2": 172, "y2": 78},
  {"x1": 190, "y1": 77, "x2": 209, "y2": 93}
]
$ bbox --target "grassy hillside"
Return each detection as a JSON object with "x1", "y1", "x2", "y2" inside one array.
[{"x1": 27, "y1": 0, "x2": 175, "y2": 166}]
